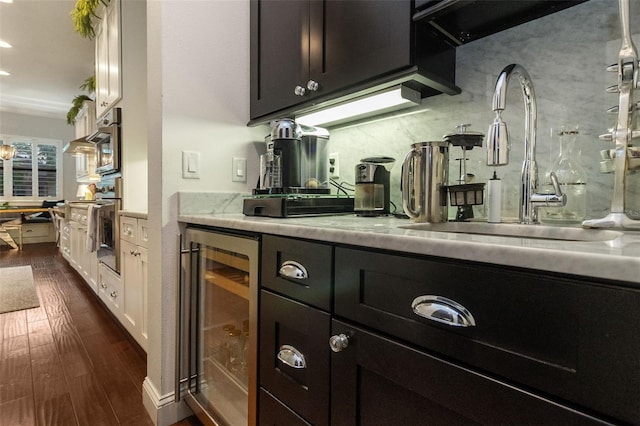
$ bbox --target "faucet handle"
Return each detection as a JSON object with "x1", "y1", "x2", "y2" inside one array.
[{"x1": 549, "y1": 172, "x2": 563, "y2": 197}]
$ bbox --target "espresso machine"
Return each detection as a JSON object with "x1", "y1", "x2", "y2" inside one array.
[
  {"x1": 243, "y1": 119, "x2": 354, "y2": 217},
  {"x1": 257, "y1": 119, "x2": 331, "y2": 194},
  {"x1": 354, "y1": 156, "x2": 395, "y2": 216}
]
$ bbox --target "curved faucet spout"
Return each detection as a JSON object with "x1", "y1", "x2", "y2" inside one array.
[{"x1": 487, "y1": 64, "x2": 565, "y2": 224}]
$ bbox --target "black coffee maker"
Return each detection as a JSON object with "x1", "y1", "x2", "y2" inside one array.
[
  {"x1": 354, "y1": 156, "x2": 395, "y2": 216},
  {"x1": 257, "y1": 119, "x2": 330, "y2": 194}
]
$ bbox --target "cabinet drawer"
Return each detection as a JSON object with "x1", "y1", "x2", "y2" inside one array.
[
  {"x1": 330, "y1": 319, "x2": 607, "y2": 426},
  {"x1": 260, "y1": 290, "x2": 330, "y2": 426},
  {"x1": 259, "y1": 388, "x2": 311, "y2": 426},
  {"x1": 137, "y1": 219, "x2": 149, "y2": 248},
  {"x1": 334, "y1": 247, "x2": 640, "y2": 423},
  {"x1": 261, "y1": 235, "x2": 332, "y2": 310},
  {"x1": 120, "y1": 216, "x2": 137, "y2": 244}
]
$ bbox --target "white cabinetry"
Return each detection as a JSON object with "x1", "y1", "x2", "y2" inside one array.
[
  {"x1": 68, "y1": 206, "x2": 99, "y2": 294},
  {"x1": 74, "y1": 101, "x2": 100, "y2": 182},
  {"x1": 98, "y1": 262, "x2": 123, "y2": 317},
  {"x1": 119, "y1": 215, "x2": 148, "y2": 351},
  {"x1": 74, "y1": 100, "x2": 96, "y2": 139},
  {"x1": 95, "y1": 0, "x2": 121, "y2": 119}
]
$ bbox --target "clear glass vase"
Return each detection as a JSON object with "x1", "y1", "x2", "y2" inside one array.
[{"x1": 541, "y1": 125, "x2": 587, "y2": 224}]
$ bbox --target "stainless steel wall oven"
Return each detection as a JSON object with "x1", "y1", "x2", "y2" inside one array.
[
  {"x1": 96, "y1": 176, "x2": 122, "y2": 274},
  {"x1": 88, "y1": 107, "x2": 121, "y2": 175},
  {"x1": 177, "y1": 227, "x2": 259, "y2": 426}
]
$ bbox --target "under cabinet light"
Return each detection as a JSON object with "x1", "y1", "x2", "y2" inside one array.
[
  {"x1": 0, "y1": 40, "x2": 11, "y2": 48},
  {"x1": 0, "y1": 70, "x2": 10, "y2": 76},
  {"x1": 295, "y1": 85, "x2": 421, "y2": 127}
]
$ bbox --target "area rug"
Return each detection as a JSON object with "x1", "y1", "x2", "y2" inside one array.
[{"x1": 0, "y1": 265, "x2": 40, "y2": 314}]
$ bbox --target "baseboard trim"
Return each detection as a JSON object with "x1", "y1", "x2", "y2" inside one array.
[{"x1": 143, "y1": 377, "x2": 192, "y2": 426}]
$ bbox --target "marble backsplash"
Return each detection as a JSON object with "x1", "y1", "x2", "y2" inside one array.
[{"x1": 325, "y1": 0, "x2": 640, "y2": 221}]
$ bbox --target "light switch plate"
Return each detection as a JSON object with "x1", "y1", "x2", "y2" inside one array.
[
  {"x1": 232, "y1": 157, "x2": 247, "y2": 182},
  {"x1": 182, "y1": 151, "x2": 200, "y2": 179}
]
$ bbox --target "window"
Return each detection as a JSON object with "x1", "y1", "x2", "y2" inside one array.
[{"x1": 0, "y1": 135, "x2": 62, "y2": 200}]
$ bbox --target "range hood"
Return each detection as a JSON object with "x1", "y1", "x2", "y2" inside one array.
[{"x1": 63, "y1": 137, "x2": 95, "y2": 155}]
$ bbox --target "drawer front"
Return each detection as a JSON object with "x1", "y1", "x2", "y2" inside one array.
[
  {"x1": 334, "y1": 247, "x2": 640, "y2": 423},
  {"x1": 21, "y1": 223, "x2": 53, "y2": 238},
  {"x1": 259, "y1": 389, "x2": 311, "y2": 426},
  {"x1": 260, "y1": 290, "x2": 330, "y2": 426},
  {"x1": 330, "y1": 319, "x2": 608, "y2": 426},
  {"x1": 120, "y1": 216, "x2": 137, "y2": 244},
  {"x1": 137, "y1": 219, "x2": 149, "y2": 248},
  {"x1": 261, "y1": 235, "x2": 332, "y2": 310}
]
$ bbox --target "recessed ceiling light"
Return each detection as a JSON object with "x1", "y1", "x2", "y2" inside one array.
[
  {"x1": 0, "y1": 70, "x2": 10, "y2": 76},
  {"x1": 0, "y1": 40, "x2": 12, "y2": 48}
]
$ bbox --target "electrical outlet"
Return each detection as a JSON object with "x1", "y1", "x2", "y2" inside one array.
[{"x1": 329, "y1": 152, "x2": 339, "y2": 179}]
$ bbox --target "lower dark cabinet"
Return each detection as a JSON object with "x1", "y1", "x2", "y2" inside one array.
[
  {"x1": 330, "y1": 319, "x2": 608, "y2": 426},
  {"x1": 259, "y1": 388, "x2": 311, "y2": 426},
  {"x1": 259, "y1": 290, "x2": 331, "y2": 425}
]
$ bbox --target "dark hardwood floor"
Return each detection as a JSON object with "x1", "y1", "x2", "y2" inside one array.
[
  {"x1": 0, "y1": 243, "x2": 204, "y2": 426},
  {"x1": 0, "y1": 243, "x2": 154, "y2": 426}
]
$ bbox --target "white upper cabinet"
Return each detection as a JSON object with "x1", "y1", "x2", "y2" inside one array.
[
  {"x1": 74, "y1": 100, "x2": 96, "y2": 139},
  {"x1": 95, "y1": 0, "x2": 122, "y2": 119}
]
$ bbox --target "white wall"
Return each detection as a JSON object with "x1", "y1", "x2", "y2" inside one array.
[
  {"x1": 0, "y1": 111, "x2": 77, "y2": 201},
  {"x1": 144, "y1": 1, "x2": 266, "y2": 424}
]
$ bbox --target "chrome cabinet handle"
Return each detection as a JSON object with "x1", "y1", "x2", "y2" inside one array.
[
  {"x1": 307, "y1": 80, "x2": 319, "y2": 91},
  {"x1": 110, "y1": 290, "x2": 118, "y2": 298},
  {"x1": 101, "y1": 282, "x2": 107, "y2": 289},
  {"x1": 411, "y1": 295, "x2": 476, "y2": 327},
  {"x1": 329, "y1": 334, "x2": 349, "y2": 352},
  {"x1": 277, "y1": 345, "x2": 306, "y2": 369},
  {"x1": 278, "y1": 260, "x2": 308, "y2": 280},
  {"x1": 294, "y1": 85, "x2": 306, "y2": 96}
]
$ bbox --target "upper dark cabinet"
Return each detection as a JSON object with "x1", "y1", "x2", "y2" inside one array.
[
  {"x1": 414, "y1": 0, "x2": 588, "y2": 45},
  {"x1": 249, "y1": 0, "x2": 460, "y2": 125}
]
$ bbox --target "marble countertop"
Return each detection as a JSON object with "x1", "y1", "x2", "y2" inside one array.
[
  {"x1": 178, "y1": 213, "x2": 640, "y2": 286},
  {"x1": 119, "y1": 210, "x2": 148, "y2": 220}
]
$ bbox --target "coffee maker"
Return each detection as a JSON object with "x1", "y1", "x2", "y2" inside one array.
[
  {"x1": 257, "y1": 119, "x2": 330, "y2": 194},
  {"x1": 354, "y1": 156, "x2": 395, "y2": 216}
]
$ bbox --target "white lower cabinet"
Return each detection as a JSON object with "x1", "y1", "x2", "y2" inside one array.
[
  {"x1": 99, "y1": 262, "x2": 124, "y2": 317},
  {"x1": 119, "y1": 215, "x2": 148, "y2": 351}
]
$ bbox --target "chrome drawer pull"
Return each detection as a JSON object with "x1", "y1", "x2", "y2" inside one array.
[
  {"x1": 411, "y1": 295, "x2": 476, "y2": 327},
  {"x1": 278, "y1": 260, "x2": 308, "y2": 280},
  {"x1": 277, "y1": 345, "x2": 306, "y2": 369}
]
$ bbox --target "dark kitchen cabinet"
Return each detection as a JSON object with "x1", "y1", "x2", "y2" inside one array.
[
  {"x1": 249, "y1": 0, "x2": 458, "y2": 123},
  {"x1": 330, "y1": 319, "x2": 606, "y2": 425},
  {"x1": 257, "y1": 234, "x2": 635, "y2": 425}
]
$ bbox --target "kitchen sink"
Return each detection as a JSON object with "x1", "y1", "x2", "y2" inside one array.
[{"x1": 398, "y1": 221, "x2": 624, "y2": 242}]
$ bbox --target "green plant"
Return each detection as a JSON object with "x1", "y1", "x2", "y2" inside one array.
[
  {"x1": 67, "y1": 94, "x2": 93, "y2": 125},
  {"x1": 70, "y1": 0, "x2": 110, "y2": 39},
  {"x1": 80, "y1": 75, "x2": 96, "y2": 94}
]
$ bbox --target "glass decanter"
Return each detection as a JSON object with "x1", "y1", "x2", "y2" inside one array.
[{"x1": 542, "y1": 125, "x2": 587, "y2": 224}]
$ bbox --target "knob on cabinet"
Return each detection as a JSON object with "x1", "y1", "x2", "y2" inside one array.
[
  {"x1": 329, "y1": 333, "x2": 349, "y2": 352},
  {"x1": 294, "y1": 85, "x2": 306, "y2": 96},
  {"x1": 307, "y1": 80, "x2": 319, "y2": 91}
]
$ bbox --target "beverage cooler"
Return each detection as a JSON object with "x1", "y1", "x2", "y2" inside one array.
[{"x1": 177, "y1": 227, "x2": 259, "y2": 426}]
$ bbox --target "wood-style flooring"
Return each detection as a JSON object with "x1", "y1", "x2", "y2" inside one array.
[{"x1": 0, "y1": 243, "x2": 170, "y2": 426}]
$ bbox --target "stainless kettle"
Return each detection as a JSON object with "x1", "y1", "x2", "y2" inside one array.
[{"x1": 401, "y1": 141, "x2": 449, "y2": 222}]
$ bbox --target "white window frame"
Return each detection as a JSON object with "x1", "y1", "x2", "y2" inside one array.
[{"x1": 0, "y1": 134, "x2": 63, "y2": 201}]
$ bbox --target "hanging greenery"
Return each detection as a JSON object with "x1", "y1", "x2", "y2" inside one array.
[
  {"x1": 70, "y1": 0, "x2": 110, "y2": 39},
  {"x1": 79, "y1": 75, "x2": 96, "y2": 94},
  {"x1": 67, "y1": 94, "x2": 93, "y2": 125}
]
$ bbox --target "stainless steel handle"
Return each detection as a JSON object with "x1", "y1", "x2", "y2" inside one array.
[
  {"x1": 278, "y1": 260, "x2": 308, "y2": 280},
  {"x1": 329, "y1": 334, "x2": 349, "y2": 352},
  {"x1": 307, "y1": 80, "x2": 319, "y2": 91},
  {"x1": 277, "y1": 345, "x2": 306, "y2": 369},
  {"x1": 401, "y1": 148, "x2": 421, "y2": 218},
  {"x1": 411, "y1": 295, "x2": 476, "y2": 327},
  {"x1": 294, "y1": 85, "x2": 306, "y2": 96},
  {"x1": 110, "y1": 290, "x2": 117, "y2": 298},
  {"x1": 101, "y1": 282, "x2": 107, "y2": 289}
]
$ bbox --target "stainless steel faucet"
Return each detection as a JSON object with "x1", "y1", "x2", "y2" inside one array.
[{"x1": 486, "y1": 64, "x2": 566, "y2": 224}]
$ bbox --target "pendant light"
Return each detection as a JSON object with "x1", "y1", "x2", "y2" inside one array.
[{"x1": 0, "y1": 140, "x2": 16, "y2": 161}]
